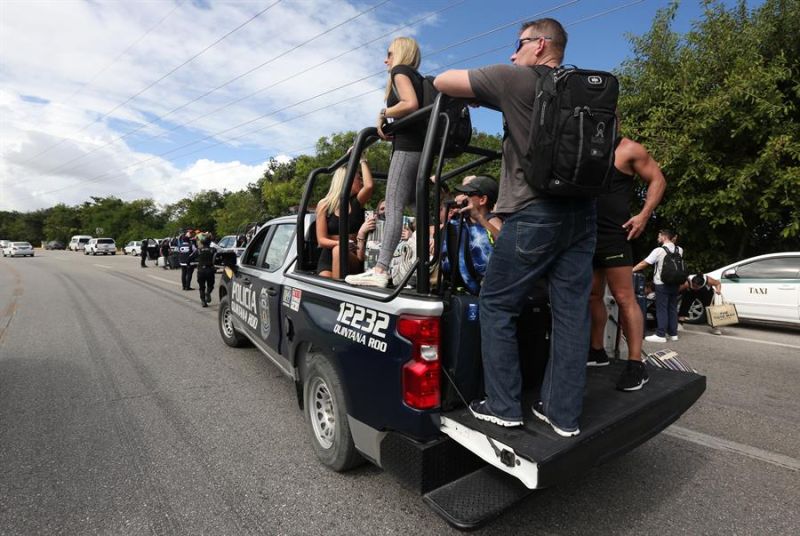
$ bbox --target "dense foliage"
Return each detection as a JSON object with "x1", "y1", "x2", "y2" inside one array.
[{"x1": 618, "y1": 0, "x2": 799, "y2": 269}]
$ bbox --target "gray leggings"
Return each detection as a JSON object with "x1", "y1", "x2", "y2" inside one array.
[{"x1": 377, "y1": 149, "x2": 421, "y2": 271}]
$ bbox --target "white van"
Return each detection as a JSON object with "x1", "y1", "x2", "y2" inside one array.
[{"x1": 68, "y1": 235, "x2": 93, "y2": 251}]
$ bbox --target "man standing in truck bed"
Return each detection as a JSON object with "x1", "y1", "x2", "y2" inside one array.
[{"x1": 435, "y1": 18, "x2": 595, "y2": 437}]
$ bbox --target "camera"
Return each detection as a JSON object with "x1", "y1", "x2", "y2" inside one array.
[{"x1": 445, "y1": 199, "x2": 468, "y2": 209}]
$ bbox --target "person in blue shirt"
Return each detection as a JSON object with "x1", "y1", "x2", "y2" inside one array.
[{"x1": 442, "y1": 175, "x2": 502, "y2": 295}]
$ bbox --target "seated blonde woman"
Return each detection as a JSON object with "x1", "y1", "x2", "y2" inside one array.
[{"x1": 316, "y1": 158, "x2": 375, "y2": 279}]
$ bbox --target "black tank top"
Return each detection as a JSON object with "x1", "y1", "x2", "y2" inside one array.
[
  {"x1": 325, "y1": 196, "x2": 365, "y2": 236},
  {"x1": 387, "y1": 65, "x2": 426, "y2": 152},
  {"x1": 596, "y1": 167, "x2": 634, "y2": 238}
]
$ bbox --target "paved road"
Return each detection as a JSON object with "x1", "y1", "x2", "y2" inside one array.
[{"x1": 1, "y1": 250, "x2": 798, "y2": 535}]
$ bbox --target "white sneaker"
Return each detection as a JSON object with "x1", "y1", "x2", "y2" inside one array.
[
  {"x1": 668, "y1": 335, "x2": 679, "y2": 341},
  {"x1": 711, "y1": 328, "x2": 723, "y2": 335},
  {"x1": 344, "y1": 269, "x2": 389, "y2": 288},
  {"x1": 645, "y1": 334, "x2": 667, "y2": 343}
]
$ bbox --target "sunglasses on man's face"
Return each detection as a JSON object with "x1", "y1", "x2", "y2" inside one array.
[{"x1": 514, "y1": 35, "x2": 551, "y2": 53}]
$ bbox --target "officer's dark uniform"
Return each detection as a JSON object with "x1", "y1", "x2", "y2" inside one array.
[
  {"x1": 140, "y1": 238, "x2": 148, "y2": 267},
  {"x1": 178, "y1": 234, "x2": 198, "y2": 290},
  {"x1": 196, "y1": 241, "x2": 215, "y2": 307}
]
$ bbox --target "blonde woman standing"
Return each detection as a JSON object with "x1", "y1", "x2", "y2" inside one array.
[
  {"x1": 346, "y1": 37, "x2": 425, "y2": 288},
  {"x1": 316, "y1": 159, "x2": 374, "y2": 279}
]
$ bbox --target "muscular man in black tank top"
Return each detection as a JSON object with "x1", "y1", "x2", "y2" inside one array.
[{"x1": 588, "y1": 136, "x2": 666, "y2": 391}]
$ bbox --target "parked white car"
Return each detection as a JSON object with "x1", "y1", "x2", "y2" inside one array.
[
  {"x1": 2, "y1": 241, "x2": 34, "y2": 257},
  {"x1": 707, "y1": 252, "x2": 799, "y2": 327},
  {"x1": 123, "y1": 241, "x2": 142, "y2": 255},
  {"x1": 84, "y1": 238, "x2": 117, "y2": 255}
]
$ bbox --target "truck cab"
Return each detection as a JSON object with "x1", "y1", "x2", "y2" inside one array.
[{"x1": 216, "y1": 95, "x2": 706, "y2": 529}]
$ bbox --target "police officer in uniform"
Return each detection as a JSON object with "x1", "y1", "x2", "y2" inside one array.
[
  {"x1": 140, "y1": 238, "x2": 148, "y2": 268},
  {"x1": 178, "y1": 230, "x2": 198, "y2": 290},
  {"x1": 196, "y1": 236, "x2": 215, "y2": 307}
]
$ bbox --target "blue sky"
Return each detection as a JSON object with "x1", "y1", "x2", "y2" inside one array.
[{"x1": 0, "y1": 0, "x2": 764, "y2": 211}]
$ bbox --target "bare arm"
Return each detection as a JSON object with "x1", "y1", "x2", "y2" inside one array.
[
  {"x1": 356, "y1": 159, "x2": 374, "y2": 206},
  {"x1": 631, "y1": 260, "x2": 651, "y2": 273},
  {"x1": 707, "y1": 275, "x2": 722, "y2": 294},
  {"x1": 315, "y1": 204, "x2": 337, "y2": 249},
  {"x1": 386, "y1": 73, "x2": 419, "y2": 118},
  {"x1": 620, "y1": 140, "x2": 667, "y2": 240},
  {"x1": 433, "y1": 69, "x2": 475, "y2": 98}
]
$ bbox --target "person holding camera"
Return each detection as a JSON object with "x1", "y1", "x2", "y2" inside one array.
[{"x1": 442, "y1": 176, "x2": 501, "y2": 295}]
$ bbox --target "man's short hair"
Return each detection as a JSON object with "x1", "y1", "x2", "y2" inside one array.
[
  {"x1": 521, "y1": 18, "x2": 567, "y2": 62},
  {"x1": 659, "y1": 228, "x2": 676, "y2": 240}
]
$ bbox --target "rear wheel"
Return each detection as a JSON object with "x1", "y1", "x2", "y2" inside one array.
[
  {"x1": 303, "y1": 354, "x2": 363, "y2": 472},
  {"x1": 218, "y1": 295, "x2": 247, "y2": 347}
]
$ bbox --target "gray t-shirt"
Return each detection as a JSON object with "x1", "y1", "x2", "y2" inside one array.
[{"x1": 469, "y1": 64, "x2": 544, "y2": 215}]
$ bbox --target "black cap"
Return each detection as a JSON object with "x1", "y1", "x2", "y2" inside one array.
[{"x1": 453, "y1": 176, "x2": 498, "y2": 206}]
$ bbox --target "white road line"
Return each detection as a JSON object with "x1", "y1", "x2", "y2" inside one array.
[
  {"x1": 665, "y1": 425, "x2": 800, "y2": 472},
  {"x1": 92, "y1": 264, "x2": 113, "y2": 269},
  {"x1": 148, "y1": 275, "x2": 181, "y2": 286},
  {"x1": 686, "y1": 329, "x2": 800, "y2": 350}
]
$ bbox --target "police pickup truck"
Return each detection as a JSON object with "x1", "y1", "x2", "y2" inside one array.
[{"x1": 216, "y1": 98, "x2": 706, "y2": 529}]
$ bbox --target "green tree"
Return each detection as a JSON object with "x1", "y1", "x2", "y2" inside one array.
[
  {"x1": 618, "y1": 0, "x2": 800, "y2": 270},
  {"x1": 166, "y1": 190, "x2": 226, "y2": 234},
  {"x1": 43, "y1": 204, "x2": 81, "y2": 243},
  {"x1": 214, "y1": 186, "x2": 266, "y2": 236}
]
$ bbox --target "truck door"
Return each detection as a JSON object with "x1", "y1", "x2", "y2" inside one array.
[
  {"x1": 231, "y1": 228, "x2": 269, "y2": 339},
  {"x1": 252, "y1": 223, "x2": 295, "y2": 356}
]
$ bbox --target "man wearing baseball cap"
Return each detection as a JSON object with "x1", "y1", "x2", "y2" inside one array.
[
  {"x1": 453, "y1": 175, "x2": 502, "y2": 243},
  {"x1": 442, "y1": 175, "x2": 503, "y2": 295}
]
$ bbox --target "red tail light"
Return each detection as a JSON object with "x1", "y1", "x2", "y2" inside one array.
[{"x1": 397, "y1": 315, "x2": 440, "y2": 410}]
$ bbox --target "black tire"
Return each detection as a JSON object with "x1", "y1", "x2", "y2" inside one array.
[
  {"x1": 303, "y1": 354, "x2": 363, "y2": 472},
  {"x1": 218, "y1": 295, "x2": 247, "y2": 347},
  {"x1": 684, "y1": 297, "x2": 707, "y2": 325}
]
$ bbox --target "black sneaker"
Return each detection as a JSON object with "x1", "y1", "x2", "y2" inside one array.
[
  {"x1": 205, "y1": 291, "x2": 212, "y2": 303},
  {"x1": 531, "y1": 400, "x2": 580, "y2": 437},
  {"x1": 468, "y1": 400, "x2": 522, "y2": 428},
  {"x1": 587, "y1": 347, "x2": 610, "y2": 367},
  {"x1": 616, "y1": 360, "x2": 650, "y2": 391},
  {"x1": 201, "y1": 301, "x2": 208, "y2": 308}
]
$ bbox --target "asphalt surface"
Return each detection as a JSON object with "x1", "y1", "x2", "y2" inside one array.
[{"x1": 1, "y1": 250, "x2": 798, "y2": 535}]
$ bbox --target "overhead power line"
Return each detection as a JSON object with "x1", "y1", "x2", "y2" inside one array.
[
  {"x1": 18, "y1": 0, "x2": 184, "y2": 164},
  {"x1": 34, "y1": 0, "x2": 560, "y2": 181},
  {"x1": 25, "y1": 0, "x2": 645, "y2": 202},
  {"x1": 20, "y1": 0, "x2": 281, "y2": 165},
  {"x1": 36, "y1": 0, "x2": 394, "y2": 179}
]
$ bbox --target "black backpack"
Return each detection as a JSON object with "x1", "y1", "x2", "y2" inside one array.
[
  {"x1": 393, "y1": 73, "x2": 472, "y2": 157},
  {"x1": 660, "y1": 246, "x2": 688, "y2": 285},
  {"x1": 517, "y1": 65, "x2": 619, "y2": 197}
]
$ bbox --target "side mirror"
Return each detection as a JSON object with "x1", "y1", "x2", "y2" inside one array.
[
  {"x1": 218, "y1": 250, "x2": 239, "y2": 269},
  {"x1": 722, "y1": 268, "x2": 738, "y2": 280}
]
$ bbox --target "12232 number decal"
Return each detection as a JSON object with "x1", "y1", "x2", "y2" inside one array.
[
  {"x1": 334, "y1": 303, "x2": 390, "y2": 352},
  {"x1": 336, "y1": 303, "x2": 389, "y2": 338}
]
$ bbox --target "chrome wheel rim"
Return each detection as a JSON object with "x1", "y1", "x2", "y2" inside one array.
[
  {"x1": 687, "y1": 299, "x2": 705, "y2": 321},
  {"x1": 309, "y1": 377, "x2": 335, "y2": 449},
  {"x1": 222, "y1": 306, "x2": 235, "y2": 337}
]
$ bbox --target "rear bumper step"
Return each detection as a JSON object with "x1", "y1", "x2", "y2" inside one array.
[{"x1": 423, "y1": 466, "x2": 533, "y2": 530}]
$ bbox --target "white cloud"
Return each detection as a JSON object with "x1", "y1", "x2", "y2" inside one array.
[{"x1": 0, "y1": 0, "x2": 431, "y2": 211}]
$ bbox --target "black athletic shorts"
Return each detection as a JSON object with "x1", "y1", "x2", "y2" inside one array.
[{"x1": 593, "y1": 238, "x2": 633, "y2": 268}]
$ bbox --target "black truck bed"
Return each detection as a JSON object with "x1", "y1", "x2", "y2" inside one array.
[{"x1": 440, "y1": 360, "x2": 706, "y2": 489}]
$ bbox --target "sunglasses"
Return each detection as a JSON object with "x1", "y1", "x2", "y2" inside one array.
[{"x1": 515, "y1": 35, "x2": 552, "y2": 53}]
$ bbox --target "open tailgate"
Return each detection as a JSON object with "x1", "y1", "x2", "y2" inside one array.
[{"x1": 439, "y1": 361, "x2": 706, "y2": 490}]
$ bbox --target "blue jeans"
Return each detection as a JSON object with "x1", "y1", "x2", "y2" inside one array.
[
  {"x1": 655, "y1": 283, "x2": 679, "y2": 337},
  {"x1": 479, "y1": 199, "x2": 596, "y2": 430}
]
